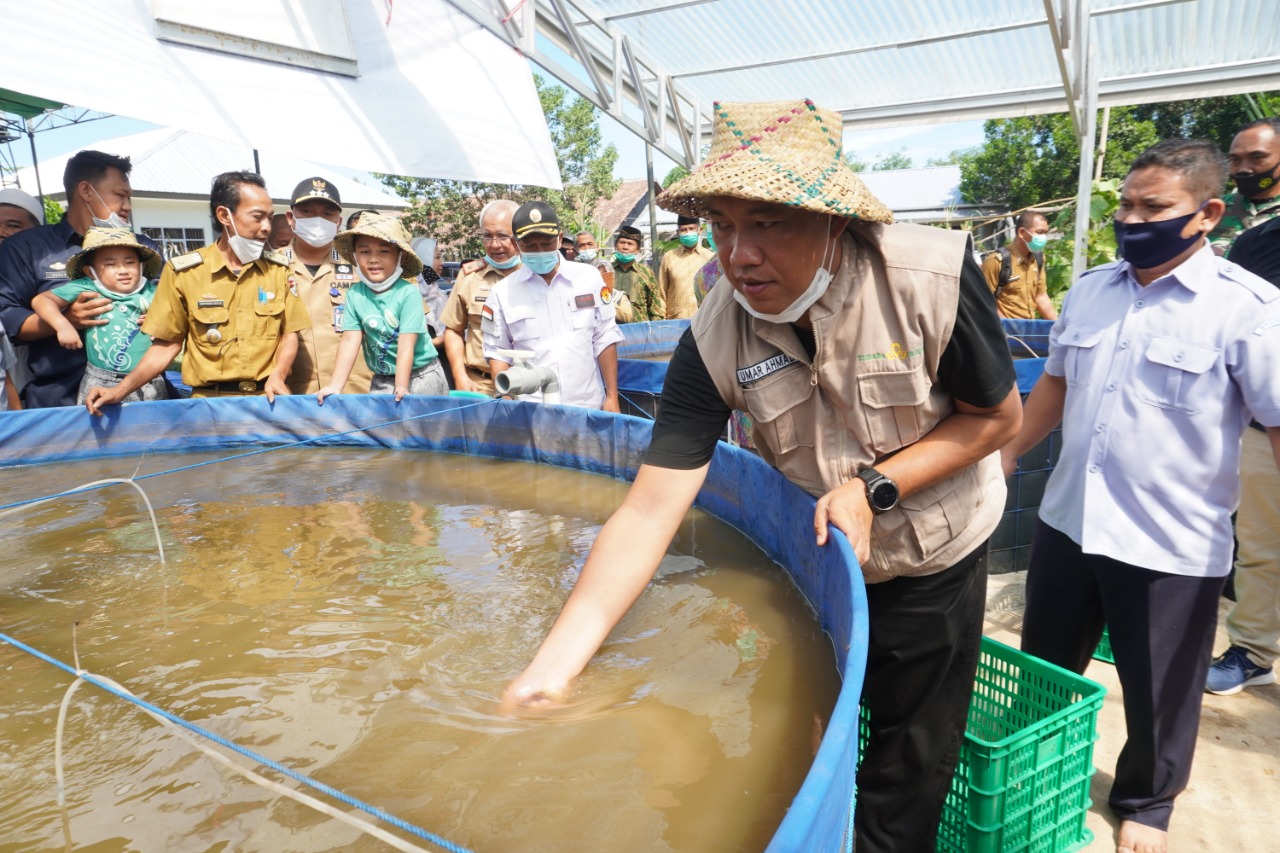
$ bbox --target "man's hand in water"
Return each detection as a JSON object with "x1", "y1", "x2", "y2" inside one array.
[{"x1": 499, "y1": 669, "x2": 569, "y2": 715}]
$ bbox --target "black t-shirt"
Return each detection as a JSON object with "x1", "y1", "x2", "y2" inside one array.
[
  {"x1": 1228, "y1": 216, "x2": 1280, "y2": 287},
  {"x1": 644, "y1": 252, "x2": 1015, "y2": 470}
]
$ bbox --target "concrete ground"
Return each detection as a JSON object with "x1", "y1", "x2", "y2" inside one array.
[{"x1": 983, "y1": 572, "x2": 1279, "y2": 852}]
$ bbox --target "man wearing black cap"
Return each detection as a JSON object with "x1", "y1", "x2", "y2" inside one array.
[
  {"x1": 280, "y1": 177, "x2": 372, "y2": 396},
  {"x1": 612, "y1": 226, "x2": 661, "y2": 322},
  {"x1": 658, "y1": 215, "x2": 713, "y2": 319},
  {"x1": 482, "y1": 201, "x2": 623, "y2": 411}
]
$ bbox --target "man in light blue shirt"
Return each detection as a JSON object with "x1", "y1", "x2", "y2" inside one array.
[{"x1": 1002, "y1": 139, "x2": 1280, "y2": 853}]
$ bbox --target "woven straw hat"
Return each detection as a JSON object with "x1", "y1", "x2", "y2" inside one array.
[
  {"x1": 334, "y1": 214, "x2": 423, "y2": 279},
  {"x1": 67, "y1": 227, "x2": 163, "y2": 281},
  {"x1": 658, "y1": 99, "x2": 894, "y2": 224}
]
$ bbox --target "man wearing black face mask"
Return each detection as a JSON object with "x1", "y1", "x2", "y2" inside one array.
[
  {"x1": 1209, "y1": 117, "x2": 1280, "y2": 255},
  {"x1": 1003, "y1": 139, "x2": 1280, "y2": 853}
]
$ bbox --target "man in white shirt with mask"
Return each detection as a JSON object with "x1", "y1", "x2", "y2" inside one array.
[
  {"x1": 280, "y1": 177, "x2": 372, "y2": 395},
  {"x1": 482, "y1": 201, "x2": 622, "y2": 410}
]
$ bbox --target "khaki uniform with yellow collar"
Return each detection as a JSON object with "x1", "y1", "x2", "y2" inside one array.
[
  {"x1": 440, "y1": 264, "x2": 503, "y2": 396},
  {"x1": 281, "y1": 243, "x2": 373, "y2": 395},
  {"x1": 142, "y1": 243, "x2": 310, "y2": 396}
]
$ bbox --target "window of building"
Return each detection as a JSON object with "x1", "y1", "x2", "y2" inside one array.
[{"x1": 142, "y1": 227, "x2": 206, "y2": 259}]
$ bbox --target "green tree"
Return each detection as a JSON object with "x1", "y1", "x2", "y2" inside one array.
[
  {"x1": 871, "y1": 148, "x2": 913, "y2": 171},
  {"x1": 662, "y1": 165, "x2": 689, "y2": 188},
  {"x1": 844, "y1": 150, "x2": 870, "y2": 172},
  {"x1": 376, "y1": 75, "x2": 619, "y2": 260},
  {"x1": 926, "y1": 148, "x2": 976, "y2": 167},
  {"x1": 957, "y1": 94, "x2": 1277, "y2": 211},
  {"x1": 43, "y1": 196, "x2": 63, "y2": 225}
]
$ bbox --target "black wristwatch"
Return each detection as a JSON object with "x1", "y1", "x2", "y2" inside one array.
[{"x1": 856, "y1": 468, "x2": 899, "y2": 515}]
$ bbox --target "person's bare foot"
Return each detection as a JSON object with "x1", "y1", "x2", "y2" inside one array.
[{"x1": 1118, "y1": 819, "x2": 1168, "y2": 853}]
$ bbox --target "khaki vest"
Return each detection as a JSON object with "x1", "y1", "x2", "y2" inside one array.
[{"x1": 692, "y1": 223, "x2": 1005, "y2": 582}]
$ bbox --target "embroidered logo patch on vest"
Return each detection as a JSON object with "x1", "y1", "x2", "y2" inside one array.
[{"x1": 736, "y1": 352, "x2": 797, "y2": 385}]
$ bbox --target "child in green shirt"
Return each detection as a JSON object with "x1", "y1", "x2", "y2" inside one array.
[
  {"x1": 317, "y1": 215, "x2": 447, "y2": 402},
  {"x1": 32, "y1": 227, "x2": 167, "y2": 405}
]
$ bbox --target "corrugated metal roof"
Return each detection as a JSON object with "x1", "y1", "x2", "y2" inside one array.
[
  {"x1": 16, "y1": 128, "x2": 408, "y2": 209},
  {"x1": 584, "y1": 0, "x2": 1280, "y2": 131},
  {"x1": 857, "y1": 166, "x2": 966, "y2": 213}
]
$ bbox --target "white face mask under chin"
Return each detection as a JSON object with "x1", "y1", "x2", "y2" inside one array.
[
  {"x1": 90, "y1": 186, "x2": 129, "y2": 230},
  {"x1": 225, "y1": 216, "x2": 266, "y2": 265},
  {"x1": 88, "y1": 268, "x2": 147, "y2": 296},
  {"x1": 732, "y1": 231, "x2": 837, "y2": 324},
  {"x1": 359, "y1": 262, "x2": 403, "y2": 293}
]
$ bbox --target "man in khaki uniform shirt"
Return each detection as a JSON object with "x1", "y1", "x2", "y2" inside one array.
[
  {"x1": 657, "y1": 214, "x2": 714, "y2": 319},
  {"x1": 280, "y1": 177, "x2": 372, "y2": 395},
  {"x1": 981, "y1": 210, "x2": 1058, "y2": 320},
  {"x1": 441, "y1": 200, "x2": 521, "y2": 395},
  {"x1": 85, "y1": 171, "x2": 309, "y2": 413}
]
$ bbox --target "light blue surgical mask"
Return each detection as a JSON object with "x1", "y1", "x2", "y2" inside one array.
[
  {"x1": 485, "y1": 253, "x2": 521, "y2": 270},
  {"x1": 678, "y1": 232, "x2": 700, "y2": 248},
  {"x1": 577, "y1": 248, "x2": 597, "y2": 262},
  {"x1": 523, "y1": 250, "x2": 560, "y2": 276},
  {"x1": 1026, "y1": 233, "x2": 1048, "y2": 252}
]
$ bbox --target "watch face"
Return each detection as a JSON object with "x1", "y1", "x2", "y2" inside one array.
[{"x1": 870, "y1": 480, "x2": 899, "y2": 510}]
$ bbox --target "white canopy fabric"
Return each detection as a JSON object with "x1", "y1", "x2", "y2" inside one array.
[
  {"x1": 12, "y1": 128, "x2": 410, "y2": 210},
  {"x1": 1, "y1": 0, "x2": 562, "y2": 188}
]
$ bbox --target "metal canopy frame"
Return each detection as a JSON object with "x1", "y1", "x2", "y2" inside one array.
[
  {"x1": 446, "y1": 0, "x2": 1279, "y2": 285},
  {"x1": 446, "y1": 0, "x2": 704, "y2": 168}
]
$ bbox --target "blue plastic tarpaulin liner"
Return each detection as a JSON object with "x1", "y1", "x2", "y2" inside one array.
[
  {"x1": 617, "y1": 319, "x2": 689, "y2": 359},
  {"x1": 0, "y1": 395, "x2": 868, "y2": 853},
  {"x1": 618, "y1": 358, "x2": 670, "y2": 397},
  {"x1": 1002, "y1": 318, "x2": 1053, "y2": 357},
  {"x1": 1015, "y1": 358, "x2": 1048, "y2": 394}
]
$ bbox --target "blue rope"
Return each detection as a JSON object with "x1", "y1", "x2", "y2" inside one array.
[
  {"x1": 0, "y1": 397, "x2": 500, "y2": 514},
  {"x1": 0, "y1": 630, "x2": 473, "y2": 853},
  {"x1": 617, "y1": 391, "x2": 655, "y2": 420}
]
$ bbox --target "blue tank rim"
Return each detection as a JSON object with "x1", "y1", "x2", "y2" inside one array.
[{"x1": 0, "y1": 395, "x2": 868, "y2": 852}]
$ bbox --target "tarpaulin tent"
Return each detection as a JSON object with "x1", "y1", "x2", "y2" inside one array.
[{"x1": 1, "y1": 1, "x2": 562, "y2": 188}]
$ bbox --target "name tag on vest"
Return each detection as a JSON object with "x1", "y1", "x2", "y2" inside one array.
[
  {"x1": 737, "y1": 352, "x2": 797, "y2": 385},
  {"x1": 574, "y1": 293, "x2": 595, "y2": 309}
]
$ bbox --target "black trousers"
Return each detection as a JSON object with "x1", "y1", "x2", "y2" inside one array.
[
  {"x1": 856, "y1": 543, "x2": 988, "y2": 853},
  {"x1": 1022, "y1": 521, "x2": 1224, "y2": 831}
]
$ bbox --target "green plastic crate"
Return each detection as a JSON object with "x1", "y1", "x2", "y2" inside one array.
[
  {"x1": 1093, "y1": 628, "x2": 1114, "y2": 664},
  {"x1": 859, "y1": 636, "x2": 1106, "y2": 853}
]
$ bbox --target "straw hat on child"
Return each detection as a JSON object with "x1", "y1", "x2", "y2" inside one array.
[
  {"x1": 658, "y1": 99, "x2": 895, "y2": 225},
  {"x1": 66, "y1": 226, "x2": 164, "y2": 281},
  {"x1": 334, "y1": 214, "x2": 424, "y2": 279}
]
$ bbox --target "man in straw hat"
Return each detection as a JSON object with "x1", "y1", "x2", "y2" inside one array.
[
  {"x1": 85, "y1": 171, "x2": 309, "y2": 413},
  {"x1": 503, "y1": 99, "x2": 1021, "y2": 852},
  {"x1": 32, "y1": 226, "x2": 167, "y2": 405}
]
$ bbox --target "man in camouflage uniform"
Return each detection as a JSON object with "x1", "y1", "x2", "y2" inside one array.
[
  {"x1": 611, "y1": 226, "x2": 662, "y2": 322},
  {"x1": 1209, "y1": 118, "x2": 1280, "y2": 254}
]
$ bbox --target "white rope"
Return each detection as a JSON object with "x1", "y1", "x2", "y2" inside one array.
[{"x1": 52, "y1": 670, "x2": 431, "y2": 853}]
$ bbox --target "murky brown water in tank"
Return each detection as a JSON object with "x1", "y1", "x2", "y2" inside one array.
[{"x1": 0, "y1": 449, "x2": 840, "y2": 852}]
